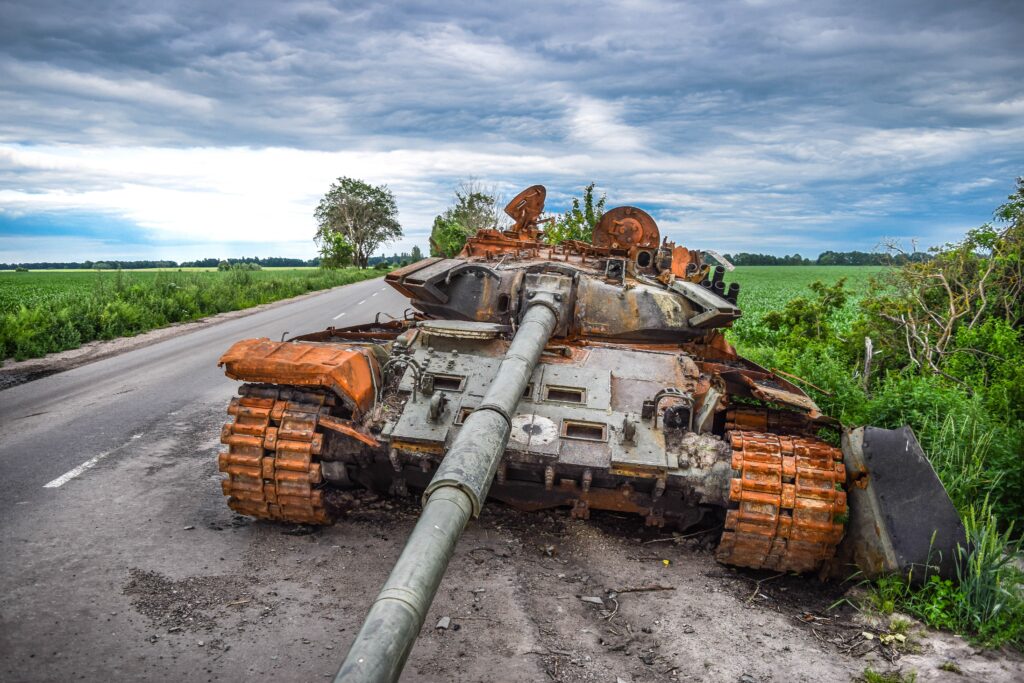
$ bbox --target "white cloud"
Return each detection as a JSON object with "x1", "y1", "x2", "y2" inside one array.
[
  {"x1": 566, "y1": 97, "x2": 648, "y2": 152},
  {"x1": 0, "y1": 60, "x2": 216, "y2": 114}
]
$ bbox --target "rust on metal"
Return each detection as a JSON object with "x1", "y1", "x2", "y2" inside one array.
[
  {"x1": 219, "y1": 339, "x2": 378, "y2": 418},
  {"x1": 216, "y1": 184, "x2": 867, "y2": 576},
  {"x1": 218, "y1": 386, "x2": 335, "y2": 525},
  {"x1": 319, "y1": 415, "x2": 381, "y2": 448},
  {"x1": 716, "y1": 431, "x2": 846, "y2": 573},
  {"x1": 504, "y1": 184, "x2": 547, "y2": 236},
  {"x1": 591, "y1": 205, "x2": 660, "y2": 251}
]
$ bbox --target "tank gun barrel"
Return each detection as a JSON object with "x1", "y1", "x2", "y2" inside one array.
[{"x1": 335, "y1": 274, "x2": 570, "y2": 682}]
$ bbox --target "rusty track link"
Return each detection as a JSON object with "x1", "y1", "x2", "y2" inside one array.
[
  {"x1": 218, "y1": 384, "x2": 336, "y2": 525},
  {"x1": 716, "y1": 431, "x2": 846, "y2": 573}
]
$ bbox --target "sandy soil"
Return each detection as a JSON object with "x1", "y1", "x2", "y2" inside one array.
[{"x1": 114, "y1": 499, "x2": 1024, "y2": 683}]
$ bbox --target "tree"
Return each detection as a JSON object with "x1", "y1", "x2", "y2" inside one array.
[
  {"x1": 546, "y1": 182, "x2": 606, "y2": 245},
  {"x1": 429, "y1": 180, "x2": 503, "y2": 257},
  {"x1": 314, "y1": 177, "x2": 402, "y2": 268},
  {"x1": 317, "y1": 231, "x2": 355, "y2": 268},
  {"x1": 410, "y1": 245, "x2": 423, "y2": 261}
]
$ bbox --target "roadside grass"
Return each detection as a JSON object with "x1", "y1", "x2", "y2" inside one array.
[
  {"x1": 861, "y1": 668, "x2": 917, "y2": 683},
  {"x1": 0, "y1": 267, "x2": 384, "y2": 361},
  {"x1": 724, "y1": 266, "x2": 1023, "y2": 650},
  {"x1": 864, "y1": 501, "x2": 1023, "y2": 648}
]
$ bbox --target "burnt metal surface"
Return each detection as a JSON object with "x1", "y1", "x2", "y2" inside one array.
[
  {"x1": 716, "y1": 431, "x2": 846, "y2": 573},
  {"x1": 218, "y1": 386, "x2": 337, "y2": 524},
  {"x1": 219, "y1": 338, "x2": 379, "y2": 418}
]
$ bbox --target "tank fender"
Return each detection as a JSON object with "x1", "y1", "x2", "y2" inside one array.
[{"x1": 218, "y1": 338, "x2": 379, "y2": 419}]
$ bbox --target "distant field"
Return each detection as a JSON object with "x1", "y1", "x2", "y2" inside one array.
[
  {"x1": 0, "y1": 268, "x2": 323, "y2": 314},
  {"x1": 729, "y1": 265, "x2": 883, "y2": 313},
  {"x1": 0, "y1": 267, "x2": 385, "y2": 360},
  {"x1": 6, "y1": 266, "x2": 318, "y2": 273},
  {"x1": 725, "y1": 265, "x2": 885, "y2": 349}
]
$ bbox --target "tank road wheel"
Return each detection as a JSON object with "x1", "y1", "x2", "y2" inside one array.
[
  {"x1": 716, "y1": 431, "x2": 847, "y2": 573},
  {"x1": 217, "y1": 384, "x2": 338, "y2": 525}
]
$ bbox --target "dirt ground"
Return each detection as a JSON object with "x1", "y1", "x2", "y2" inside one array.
[
  {"x1": 1, "y1": 394, "x2": 1021, "y2": 682},
  {"x1": 106, "y1": 502, "x2": 1024, "y2": 682}
]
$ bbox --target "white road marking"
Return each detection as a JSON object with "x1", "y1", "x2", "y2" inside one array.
[
  {"x1": 44, "y1": 434, "x2": 143, "y2": 488},
  {"x1": 45, "y1": 450, "x2": 110, "y2": 487},
  {"x1": 44, "y1": 455, "x2": 108, "y2": 488},
  {"x1": 356, "y1": 299, "x2": 366, "y2": 306},
  {"x1": 371, "y1": 292, "x2": 379, "y2": 297},
  {"x1": 333, "y1": 311, "x2": 347, "y2": 320}
]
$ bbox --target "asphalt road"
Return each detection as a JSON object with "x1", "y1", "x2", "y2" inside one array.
[{"x1": 0, "y1": 277, "x2": 406, "y2": 509}]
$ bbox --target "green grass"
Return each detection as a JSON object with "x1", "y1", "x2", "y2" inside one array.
[
  {"x1": 861, "y1": 668, "x2": 916, "y2": 683},
  {"x1": 8, "y1": 266, "x2": 319, "y2": 272},
  {"x1": 0, "y1": 267, "x2": 384, "y2": 360}
]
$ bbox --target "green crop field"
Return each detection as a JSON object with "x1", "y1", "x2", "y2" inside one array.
[
  {"x1": 727, "y1": 265, "x2": 885, "y2": 350},
  {"x1": 0, "y1": 267, "x2": 385, "y2": 360},
  {"x1": 0, "y1": 268, "x2": 322, "y2": 315}
]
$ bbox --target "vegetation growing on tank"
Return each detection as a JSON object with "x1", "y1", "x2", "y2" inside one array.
[{"x1": 429, "y1": 180, "x2": 505, "y2": 257}]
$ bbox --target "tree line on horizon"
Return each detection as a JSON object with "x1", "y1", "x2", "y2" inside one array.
[
  {"x1": 2, "y1": 176, "x2": 941, "y2": 272},
  {"x1": 724, "y1": 250, "x2": 933, "y2": 266},
  {"x1": 0, "y1": 253, "x2": 421, "y2": 271}
]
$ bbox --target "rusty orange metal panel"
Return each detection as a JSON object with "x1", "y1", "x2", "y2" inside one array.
[
  {"x1": 670, "y1": 246, "x2": 693, "y2": 278},
  {"x1": 219, "y1": 339, "x2": 377, "y2": 418},
  {"x1": 319, "y1": 415, "x2": 381, "y2": 448}
]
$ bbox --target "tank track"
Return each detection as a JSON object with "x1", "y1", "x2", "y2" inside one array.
[
  {"x1": 716, "y1": 431, "x2": 847, "y2": 573},
  {"x1": 218, "y1": 384, "x2": 336, "y2": 525}
]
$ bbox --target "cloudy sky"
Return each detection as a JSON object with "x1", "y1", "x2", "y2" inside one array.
[{"x1": 1, "y1": 0, "x2": 1022, "y2": 262}]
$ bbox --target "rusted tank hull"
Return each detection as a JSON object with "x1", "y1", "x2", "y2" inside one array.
[
  {"x1": 217, "y1": 325, "x2": 851, "y2": 575},
  {"x1": 214, "y1": 185, "x2": 967, "y2": 683},
  {"x1": 217, "y1": 322, "x2": 962, "y2": 583}
]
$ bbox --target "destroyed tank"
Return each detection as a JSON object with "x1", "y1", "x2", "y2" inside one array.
[{"x1": 216, "y1": 185, "x2": 965, "y2": 682}]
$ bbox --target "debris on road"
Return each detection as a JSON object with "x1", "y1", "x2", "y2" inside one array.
[{"x1": 610, "y1": 584, "x2": 675, "y2": 594}]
